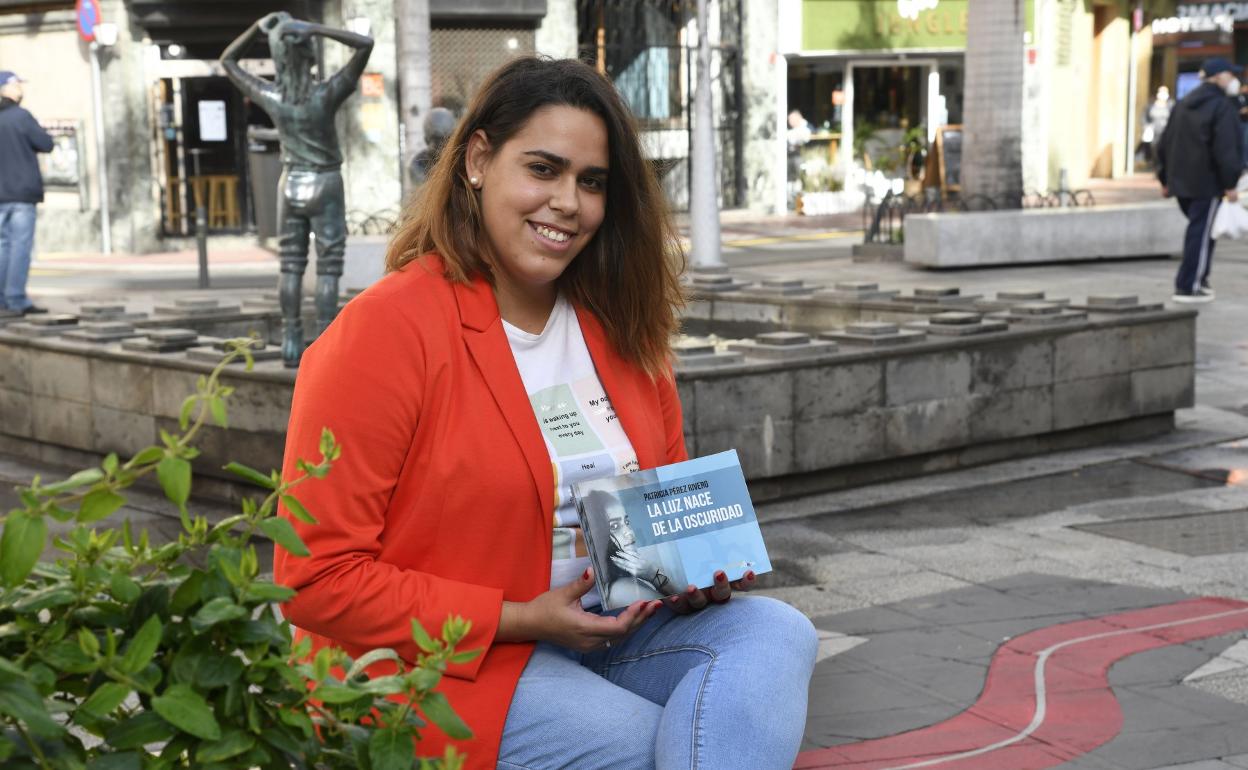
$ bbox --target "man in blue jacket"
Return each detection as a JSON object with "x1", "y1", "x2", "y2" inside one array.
[
  {"x1": 1156, "y1": 58, "x2": 1244, "y2": 303},
  {"x1": 0, "y1": 71, "x2": 53, "y2": 315}
]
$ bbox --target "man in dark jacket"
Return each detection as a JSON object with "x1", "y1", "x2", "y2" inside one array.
[
  {"x1": 0, "y1": 70, "x2": 53, "y2": 315},
  {"x1": 1156, "y1": 58, "x2": 1244, "y2": 303}
]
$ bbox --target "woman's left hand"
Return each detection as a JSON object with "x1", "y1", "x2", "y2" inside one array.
[{"x1": 663, "y1": 569, "x2": 757, "y2": 614}]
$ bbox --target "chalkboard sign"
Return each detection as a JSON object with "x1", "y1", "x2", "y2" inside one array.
[{"x1": 934, "y1": 125, "x2": 962, "y2": 193}]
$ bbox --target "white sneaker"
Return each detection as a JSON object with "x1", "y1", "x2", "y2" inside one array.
[{"x1": 1172, "y1": 288, "x2": 1214, "y2": 304}]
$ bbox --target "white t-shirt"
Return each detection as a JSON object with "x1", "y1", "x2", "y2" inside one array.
[{"x1": 503, "y1": 294, "x2": 640, "y2": 608}]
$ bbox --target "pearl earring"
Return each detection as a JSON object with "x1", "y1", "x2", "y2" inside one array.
[{"x1": 469, "y1": 176, "x2": 480, "y2": 188}]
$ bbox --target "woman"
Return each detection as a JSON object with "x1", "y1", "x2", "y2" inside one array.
[{"x1": 275, "y1": 57, "x2": 817, "y2": 770}]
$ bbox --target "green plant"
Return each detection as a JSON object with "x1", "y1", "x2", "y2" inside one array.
[{"x1": 0, "y1": 340, "x2": 475, "y2": 769}]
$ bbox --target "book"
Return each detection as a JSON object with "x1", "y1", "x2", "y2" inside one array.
[{"x1": 571, "y1": 450, "x2": 772, "y2": 610}]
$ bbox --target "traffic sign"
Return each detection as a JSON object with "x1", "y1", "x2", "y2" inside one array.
[{"x1": 75, "y1": 0, "x2": 101, "y2": 42}]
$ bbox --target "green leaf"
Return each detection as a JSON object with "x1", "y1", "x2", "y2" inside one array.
[
  {"x1": 448, "y1": 648, "x2": 482, "y2": 665},
  {"x1": 79, "y1": 489, "x2": 126, "y2": 524},
  {"x1": 311, "y1": 683, "x2": 370, "y2": 704},
  {"x1": 0, "y1": 511, "x2": 46, "y2": 586},
  {"x1": 419, "y1": 691, "x2": 472, "y2": 740},
  {"x1": 346, "y1": 648, "x2": 401, "y2": 679},
  {"x1": 169, "y1": 570, "x2": 205, "y2": 615},
  {"x1": 178, "y1": 395, "x2": 197, "y2": 430},
  {"x1": 222, "y1": 461, "x2": 277, "y2": 489},
  {"x1": 102, "y1": 453, "x2": 119, "y2": 476},
  {"x1": 0, "y1": 679, "x2": 64, "y2": 738},
  {"x1": 39, "y1": 640, "x2": 96, "y2": 674},
  {"x1": 244, "y1": 582, "x2": 296, "y2": 603},
  {"x1": 194, "y1": 728, "x2": 255, "y2": 763},
  {"x1": 78, "y1": 682, "x2": 130, "y2": 719},
  {"x1": 191, "y1": 597, "x2": 247, "y2": 632},
  {"x1": 105, "y1": 710, "x2": 175, "y2": 750},
  {"x1": 209, "y1": 397, "x2": 228, "y2": 428},
  {"x1": 109, "y1": 572, "x2": 141, "y2": 604},
  {"x1": 194, "y1": 654, "x2": 243, "y2": 689},
  {"x1": 86, "y1": 752, "x2": 141, "y2": 770},
  {"x1": 40, "y1": 468, "x2": 105, "y2": 494},
  {"x1": 119, "y1": 616, "x2": 163, "y2": 675},
  {"x1": 156, "y1": 456, "x2": 191, "y2": 508},
  {"x1": 410, "y1": 619, "x2": 438, "y2": 654},
  {"x1": 369, "y1": 727, "x2": 415, "y2": 770},
  {"x1": 280, "y1": 494, "x2": 318, "y2": 525},
  {"x1": 127, "y1": 446, "x2": 164, "y2": 468},
  {"x1": 78, "y1": 629, "x2": 100, "y2": 658},
  {"x1": 151, "y1": 683, "x2": 221, "y2": 740},
  {"x1": 260, "y1": 517, "x2": 309, "y2": 557}
]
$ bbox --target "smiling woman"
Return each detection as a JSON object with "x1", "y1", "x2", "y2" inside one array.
[{"x1": 275, "y1": 57, "x2": 817, "y2": 770}]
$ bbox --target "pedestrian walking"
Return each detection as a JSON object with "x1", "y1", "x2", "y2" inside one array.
[
  {"x1": 0, "y1": 70, "x2": 52, "y2": 315},
  {"x1": 1156, "y1": 58, "x2": 1244, "y2": 303}
]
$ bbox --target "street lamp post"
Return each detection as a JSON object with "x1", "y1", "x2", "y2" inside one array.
[{"x1": 88, "y1": 22, "x2": 117, "y2": 255}]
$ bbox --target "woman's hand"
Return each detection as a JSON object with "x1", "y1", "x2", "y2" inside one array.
[
  {"x1": 609, "y1": 539, "x2": 660, "y2": 584},
  {"x1": 663, "y1": 569, "x2": 758, "y2": 615},
  {"x1": 497, "y1": 568, "x2": 661, "y2": 652}
]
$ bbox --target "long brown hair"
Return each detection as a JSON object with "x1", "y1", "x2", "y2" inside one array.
[{"x1": 385, "y1": 57, "x2": 685, "y2": 376}]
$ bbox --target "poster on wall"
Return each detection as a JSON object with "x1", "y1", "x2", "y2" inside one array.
[
  {"x1": 39, "y1": 120, "x2": 84, "y2": 188},
  {"x1": 198, "y1": 100, "x2": 227, "y2": 142}
]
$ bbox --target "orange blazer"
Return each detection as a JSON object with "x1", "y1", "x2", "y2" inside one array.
[{"x1": 275, "y1": 254, "x2": 688, "y2": 768}]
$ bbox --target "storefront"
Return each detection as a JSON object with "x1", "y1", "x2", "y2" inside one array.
[
  {"x1": 778, "y1": 0, "x2": 1005, "y2": 210},
  {"x1": 1149, "y1": 2, "x2": 1243, "y2": 100}
]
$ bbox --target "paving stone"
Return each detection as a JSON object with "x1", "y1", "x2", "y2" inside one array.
[{"x1": 1072, "y1": 510, "x2": 1248, "y2": 556}]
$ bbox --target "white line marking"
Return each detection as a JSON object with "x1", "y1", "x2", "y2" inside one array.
[
  {"x1": 876, "y1": 606, "x2": 1248, "y2": 770},
  {"x1": 1183, "y1": 638, "x2": 1248, "y2": 682}
]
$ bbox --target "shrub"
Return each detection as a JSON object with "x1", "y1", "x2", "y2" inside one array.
[{"x1": 0, "y1": 340, "x2": 475, "y2": 769}]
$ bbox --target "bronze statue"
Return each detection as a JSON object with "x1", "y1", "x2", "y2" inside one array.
[{"x1": 221, "y1": 12, "x2": 373, "y2": 366}]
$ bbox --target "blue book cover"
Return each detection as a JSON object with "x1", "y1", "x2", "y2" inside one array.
[{"x1": 571, "y1": 450, "x2": 772, "y2": 610}]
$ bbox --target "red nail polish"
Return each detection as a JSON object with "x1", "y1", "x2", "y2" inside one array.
[
  {"x1": 686, "y1": 586, "x2": 698, "y2": 596},
  {"x1": 715, "y1": 571, "x2": 727, "y2": 582},
  {"x1": 582, "y1": 569, "x2": 591, "y2": 581},
  {"x1": 745, "y1": 571, "x2": 755, "y2": 581}
]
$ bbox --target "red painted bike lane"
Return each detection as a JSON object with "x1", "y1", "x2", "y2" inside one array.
[{"x1": 796, "y1": 597, "x2": 1248, "y2": 770}]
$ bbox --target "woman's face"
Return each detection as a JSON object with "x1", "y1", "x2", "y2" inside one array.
[
  {"x1": 466, "y1": 105, "x2": 609, "y2": 301},
  {"x1": 607, "y1": 504, "x2": 635, "y2": 549}
]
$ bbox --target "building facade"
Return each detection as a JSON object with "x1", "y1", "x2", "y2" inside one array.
[{"x1": 0, "y1": 0, "x2": 779, "y2": 254}]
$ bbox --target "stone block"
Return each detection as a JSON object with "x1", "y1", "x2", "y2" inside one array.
[
  {"x1": 89, "y1": 359, "x2": 154, "y2": 413},
  {"x1": 217, "y1": 378, "x2": 295, "y2": 434},
  {"x1": 969, "y1": 387, "x2": 1054, "y2": 442},
  {"x1": 904, "y1": 202, "x2": 1185, "y2": 267},
  {"x1": 0, "y1": 342, "x2": 32, "y2": 392},
  {"x1": 996, "y1": 290, "x2": 1046, "y2": 302},
  {"x1": 673, "y1": 351, "x2": 746, "y2": 371},
  {"x1": 32, "y1": 395, "x2": 93, "y2": 449},
  {"x1": 1053, "y1": 374, "x2": 1133, "y2": 430},
  {"x1": 697, "y1": 418, "x2": 794, "y2": 479},
  {"x1": 755, "y1": 331, "x2": 810, "y2": 346},
  {"x1": 151, "y1": 368, "x2": 203, "y2": 420},
  {"x1": 62, "y1": 322, "x2": 143, "y2": 343},
  {"x1": 972, "y1": 339, "x2": 1053, "y2": 393},
  {"x1": 727, "y1": 338, "x2": 839, "y2": 361},
  {"x1": 906, "y1": 316, "x2": 1009, "y2": 337},
  {"x1": 1054, "y1": 327, "x2": 1130, "y2": 382},
  {"x1": 693, "y1": 371, "x2": 793, "y2": 435},
  {"x1": 1131, "y1": 365, "x2": 1195, "y2": 414},
  {"x1": 30, "y1": 349, "x2": 90, "y2": 403},
  {"x1": 710, "y1": 300, "x2": 783, "y2": 325},
  {"x1": 820, "y1": 327, "x2": 926, "y2": 347},
  {"x1": 1130, "y1": 319, "x2": 1195, "y2": 368},
  {"x1": 91, "y1": 405, "x2": 157, "y2": 454},
  {"x1": 794, "y1": 361, "x2": 883, "y2": 419},
  {"x1": 885, "y1": 351, "x2": 972, "y2": 405},
  {"x1": 884, "y1": 398, "x2": 972, "y2": 455},
  {"x1": 0, "y1": 387, "x2": 33, "y2": 437},
  {"x1": 794, "y1": 410, "x2": 887, "y2": 471}
]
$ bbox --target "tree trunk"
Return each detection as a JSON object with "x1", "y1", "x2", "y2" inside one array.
[
  {"x1": 689, "y1": 0, "x2": 723, "y2": 267},
  {"x1": 962, "y1": 0, "x2": 1024, "y2": 207},
  {"x1": 395, "y1": 0, "x2": 432, "y2": 194}
]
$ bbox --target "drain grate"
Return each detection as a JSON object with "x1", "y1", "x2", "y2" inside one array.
[{"x1": 1072, "y1": 510, "x2": 1248, "y2": 556}]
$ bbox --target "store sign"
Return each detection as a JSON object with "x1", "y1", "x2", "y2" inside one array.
[
  {"x1": 801, "y1": 0, "x2": 1034, "y2": 52},
  {"x1": 1151, "y1": 14, "x2": 1234, "y2": 34},
  {"x1": 1177, "y1": 3, "x2": 1248, "y2": 22}
]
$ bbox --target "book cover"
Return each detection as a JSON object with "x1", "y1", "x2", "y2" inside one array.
[{"x1": 571, "y1": 450, "x2": 772, "y2": 610}]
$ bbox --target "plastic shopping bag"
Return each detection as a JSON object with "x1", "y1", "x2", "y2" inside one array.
[{"x1": 1212, "y1": 197, "x2": 1248, "y2": 240}]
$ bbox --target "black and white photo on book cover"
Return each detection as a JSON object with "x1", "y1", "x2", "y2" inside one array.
[{"x1": 572, "y1": 450, "x2": 771, "y2": 610}]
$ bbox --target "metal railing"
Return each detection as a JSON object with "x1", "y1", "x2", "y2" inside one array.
[{"x1": 864, "y1": 188, "x2": 1096, "y2": 244}]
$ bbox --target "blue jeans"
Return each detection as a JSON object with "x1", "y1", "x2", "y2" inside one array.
[
  {"x1": 497, "y1": 596, "x2": 818, "y2": 770},
  {"x1": 0, "y1": 202, "x2": 36, "y2": 311}
]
